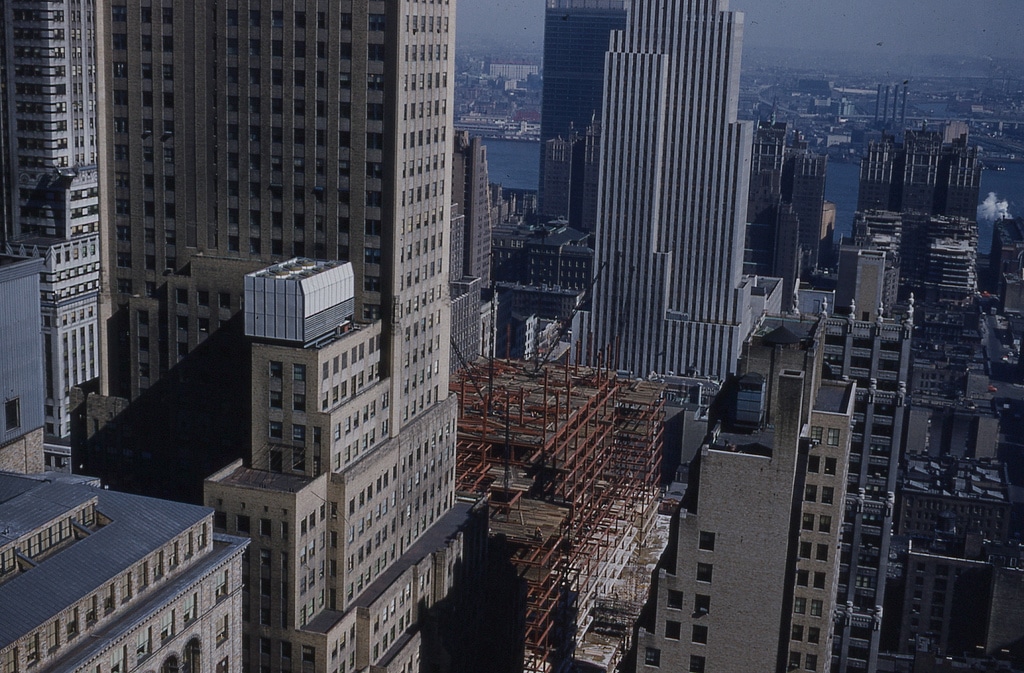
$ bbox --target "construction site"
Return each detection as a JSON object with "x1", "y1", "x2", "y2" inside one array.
[{"x1": 451, "y1": 355, "x2": 666, "y2": 673}]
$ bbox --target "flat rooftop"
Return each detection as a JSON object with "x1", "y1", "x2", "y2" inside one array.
[{"x1": 814, "y1": 381, "x2": 854, "y2": 414}]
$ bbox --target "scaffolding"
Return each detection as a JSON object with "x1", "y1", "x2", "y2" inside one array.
[{"x1": 452, "y1": 358, "x2": 664, "y2": 673}]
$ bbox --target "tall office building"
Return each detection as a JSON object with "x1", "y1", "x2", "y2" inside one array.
[
  {"x1": 537, "y1": 0, "x2": 625, "y2": 215},
  {"x1": 81, "y1": 0, "x2": 457, "y2": 498},
  {"x1": 0, "y1": 1, "x2": 103, "y2": 439},
  {"x1": 204, "y1": 261, "x2": 484, "y2": 673},
  {"x1": 857, "y1": 129, "x2": 981, "y2": 220},
  {"x1": 635, "y1": 317, "x2": 856, "y2": 673},
  {"x1": 592, "y1": 0, "x2": 755, "y2": 379},
  {"x1": 826, "y1": 255, "x2": 913, "y2": 673}
]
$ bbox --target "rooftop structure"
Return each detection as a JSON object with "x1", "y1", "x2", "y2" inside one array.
[{"x1": 243, "y1": 259, "x2": 355, "y2": 345}]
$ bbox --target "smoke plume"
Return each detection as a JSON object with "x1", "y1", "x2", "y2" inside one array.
[{"x1": 977, "y1": 192, "x2": 1012, "y2": 225}]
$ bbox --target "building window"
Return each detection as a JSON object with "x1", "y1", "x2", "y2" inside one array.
[
  {"x1": 807, "y1": 456, "x2": 820, "y2": 473},
  {"x1": 813, "y1": 572, "x2": 826, "y2": 589},
  {"x1": 821, "y1": 487, "x2": 834, "y2": 504},
  {"x1": 688, "y1": 655, "x2": 706, "y2": 673},
  {"x1": 696, "y1": 563, "x2": 713, "y2": 583},
  {"x1": 789, "y1": 652, "x2": 802, "y2": 670},
  {"x1": 667, "y1": 590, "x2": 683, "y2": 610},
  {"x1": 236, "y1": 515, "x2": 251, "y2": 534},
  {"x1": 694, "y1": 594, "x2": 710, "y2": 616},
  {"x1": 805, "y1": 654, "x2": 818, "y2": 671},
  {"x1": 824, "y1": 457, "x2": 837, "y2": 475},
  {"x1": 802, "y1": 513, "x2": 815, "y2": 530},
  {"x1": 816, "y1": 544, "x2": 829, "y2": 561},
  {"x1": 794, "y1": 597, "x2": 806, "y2": 614},
  {"x1": 4, "y1": 399, "x2": 20, "y2": 430},
  {"x1": 698, "y1": 531, "x2": 716, "y2": 551},
  {"x1": 691, "y1": 624, "x2": 708, "y2": 644},
  {"x1": 810, "y1": 599, "x2": 823, "y2": 617},
  {"x1": 643, "y1": 648, "x2": 660, "y2": 667},
  {"x1": 270, "y1": 361, "x2": 283, "y2": 378},
  {"x1": 664, "y1": 620, "x2": 681, "y2": 640},
  {"x1": 807, "y1": 627, "x2": 820, "y2": 644},
  {"x1": 294, "y1": 364, "x2": 307, "y2": 381},
  {"x1": 818, "y1": 516, "x2": 832, "y2": 533},
  {"x1": 791, "y1": 624, "x2": 803, "y2": 641},
  {"x1": 827, "y1": 428, "x2": 840, "y2": 445}
]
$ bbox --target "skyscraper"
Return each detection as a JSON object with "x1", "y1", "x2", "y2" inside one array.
[
  {"x1": 1, "y1": 1, "x2": 103, "y2": 439},
  {"x1": 537, "y1": 0, "x2": 625, "y2": 215},
  {"x1": 857, "y1": 129, "x2": 981, "y2": 220},
  {"x1": 592, "y1": 0, "x2": 755, "y2": 379},
  {"x1": 80, "y1": 0, "x2": 458, "y2": 498}
]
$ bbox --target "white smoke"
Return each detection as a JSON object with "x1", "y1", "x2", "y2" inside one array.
[{"x1": 977, "y1": 192, "x2": 1012, "y2": 225}]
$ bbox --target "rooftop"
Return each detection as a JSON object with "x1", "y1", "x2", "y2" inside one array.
[
  {"x1": 814, "y1": 380, "x2": 855, "y2": 414},
  {"x1": 248, "y1": 257, "x2": 349, "y2": 282},
  {"x1": 0, "y1": 472, "x2": 220, "y2": 648},
  {"x1": 902, "y1": 456, "x2": 1009, "y2": 502}
]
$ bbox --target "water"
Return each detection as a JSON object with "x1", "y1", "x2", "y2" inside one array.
[
  {"x1": 826, "y1": 161, "x2": 861, "y2": 241},
  {"x1": 481, "y1": 137, "x2": 1024, "y2": 254},
  {"x1": 483, "y1": 139, "x2": 539, "y2": 191}
]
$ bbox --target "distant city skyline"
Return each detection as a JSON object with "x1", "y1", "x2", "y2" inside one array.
[{"x1": 458, "y1": 0, "x2": 1024, "y2": 62}]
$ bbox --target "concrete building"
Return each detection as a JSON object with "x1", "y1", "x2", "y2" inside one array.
[
  {"x1": 537, "y1": 0, "x2": 625, "y2": 213},
  {"x1": 448, "y1": 131, "x2": 492, "y2": 372},
  {"x1": 822, "y1": 305, "x2": 913, "y2": 672},
  {"x1": 205, "y1": 259, "x2": 487, "y2": 673},
  {"x1": 898, "y1": 456, "x2": 1011, "y2": 545},
  {"x1": 452, "y1": 131, "x2": 492, "y2": 284},
  {"x1": 746, "y1": 122, "x2": 830, "y2": 303},
  {"x1": 0, "y1": 255, "x2": 45, "y2": 474},
  {"x1": 634, "y1": 321, "x2": 857, "y2": 673},
  {"x1": 592, "y1": 0, "x2": 756, "y2": 380},
  {"x1": 0, "y1": 470, "x2": 248, "y2": 673},
  {"x1": 491, "y1": 221, "x2": 593, "y2": 292},
  {"x1": 0, "y1": 0, "x2": 103, "y2": 440},
  {"x1": 540, "y1": 122, "x2": 603, "y2": 232},
  {"x1": 856, "y1": 129, "x2": 981, "y2": 221},
  {"x1": 79, "y1": 0, "x2": 458, "y2": 500}
]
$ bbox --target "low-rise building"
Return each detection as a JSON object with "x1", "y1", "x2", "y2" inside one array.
[{"x1": 0, "y1": 471, "x2": 248, "y2": 673}]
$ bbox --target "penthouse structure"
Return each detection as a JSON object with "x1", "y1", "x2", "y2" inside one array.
[
  {"x1": 0, "y1": 470, "x2": 248, "y2": 673},
  {"x1": 0, "y1": 255, "x2": 45, "y2": 474}
]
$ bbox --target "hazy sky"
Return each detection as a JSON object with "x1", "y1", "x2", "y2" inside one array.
[{"x1": 456, "y1": 0, "x2": 1023, "y2": 60}]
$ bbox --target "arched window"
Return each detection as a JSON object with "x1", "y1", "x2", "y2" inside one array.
[{"x1": 182, "y1": 639, "x2": 201, "y2": 673}]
